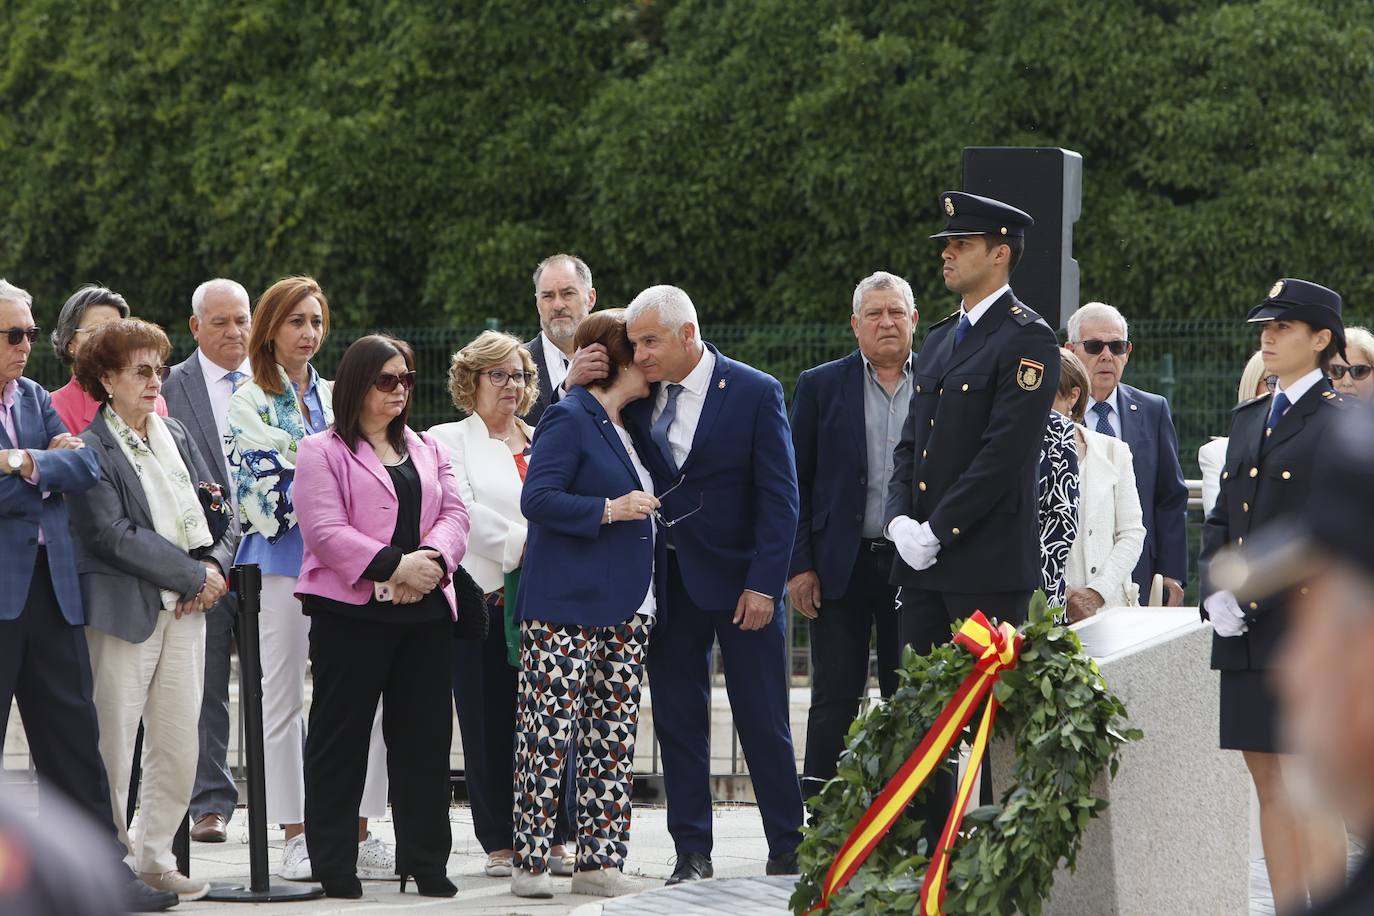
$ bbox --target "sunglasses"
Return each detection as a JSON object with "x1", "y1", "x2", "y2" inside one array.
[
  {"x1": 122, "y1": 364, "x2": 171, "y2": 382},
  {"x1": 3, "y1": 327, "x2": 40, "y2": 346},
  {"x1": 375, "y1": 370, "x2": 416, "y2": 393},
  {"x1": 482, "y1": 369, "x2": 530, "y2": 387},
  {"x1": 1330, "y1": 364, "x2": 1373, "y2": 382},
  {"x1": 1079, "y1": 339, "x2": 1130, "y2": 356}
]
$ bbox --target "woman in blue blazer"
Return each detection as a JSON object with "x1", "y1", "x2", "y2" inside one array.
[{"x1": 511, "y1": 310, "x2": 663, "y2": 900}]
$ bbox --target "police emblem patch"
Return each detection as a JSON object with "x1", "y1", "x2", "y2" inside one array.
[
  {"x1": 1269, "y1": 279, "x2": 1285, "y2": 299},
  {"x1": 1017, "y1": 358, "x2": 1045, "y2": 391},
  {"x1": 944, "y1": 196, "x2": 955, "y2": 217}
]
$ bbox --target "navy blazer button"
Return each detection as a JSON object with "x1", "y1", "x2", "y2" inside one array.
[
  {"x1": 859, "y1": 476, "x2": 866, "y2": 485},
  {"x1": 854, "y1": 514, "x2": 862, "y2": 522}
]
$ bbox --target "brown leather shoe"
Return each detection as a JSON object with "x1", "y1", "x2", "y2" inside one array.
[{"x1": 191, "y1": 813, "x2": 227, "y2": 843}]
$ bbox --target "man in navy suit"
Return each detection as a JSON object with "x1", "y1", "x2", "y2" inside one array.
[
  {"x1": 0, "y1": 279, "x2": 176, "y2": 912},
  {"x1": 624, "y1": 285, "x2": 803, "y2": 884},
  {"x1": 788, "y1": 271, "x2": 916, "y2": 793},
  {"x1": 1068, "y1": 302, "x2": 1189, "y2": 607},
  {"x1": 525, "y1": 254, "x2": 608, "y2": 426}
]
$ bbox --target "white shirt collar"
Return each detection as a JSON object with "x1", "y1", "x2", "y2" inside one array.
[
  {"x1": 196, "y1": 348, "x2": 250, "y2": 386},
  {"x1": 961, "y1": 283, "x2": 1011, "y2": 327},
  {"x1": 675, "y1": 345, "x2": 715, "y2": 395},
  {"x1": 1088, "y1": 386, "x2": 1121, "y2": 417},
  {"x1": 540, "y1": 331, "x2": 571, "y2": 368},
  {"x1": 1276, "y1": 367, "x2": 1324, "y2": 406}
]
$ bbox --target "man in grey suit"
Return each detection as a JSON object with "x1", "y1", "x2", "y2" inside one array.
[{"x1": 161, "y1": 278, "x2": 251, "y2": 843}]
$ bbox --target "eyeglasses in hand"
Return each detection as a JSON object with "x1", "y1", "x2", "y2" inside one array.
[
  {"x1": 122, "y1": 364, "x2": 171, "y2": 382},
  {"x1": 3, "y1": 327, "x2": 39, "y2": 346},
  {"x1": 375, "y1": 370, "x2": 417, "y2": 392},
  {"x1": 483, "y1": 369, "x2": 530, "y2": 387},
  {"x1": 1330, "y1": 363, "x2": 1373, "y2": 382},
  {"x1": 653, "y1": 475, "x2": 704, "y2": 528}
]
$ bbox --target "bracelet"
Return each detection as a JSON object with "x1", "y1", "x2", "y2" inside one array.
[{"x1": 606, "y1": 498, "x2": 613, "y2": 525}]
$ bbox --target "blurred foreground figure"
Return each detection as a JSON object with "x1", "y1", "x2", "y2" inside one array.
[{"x1": 0, "y1": 785, "x2": 126, "y2": 916}]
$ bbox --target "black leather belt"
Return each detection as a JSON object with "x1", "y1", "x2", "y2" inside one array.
[{"x1": 861, "y1": 538, "x2": 893, "y2": 553}]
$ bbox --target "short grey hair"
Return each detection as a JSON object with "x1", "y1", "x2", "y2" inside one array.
[
  {"x1": 51, "y1": 285, "x2": 130, "y2": 367},
  {"x1": 0, "y1": 278, "x2": 32, "y2": 310},
  {"x1": 191, "y1": 278, "x2": 250, "y2": 318},
  {"x1": 852, "y1": 271, "x2": 915, "y2": 317},
  {"x1": 532, "y1": 253, "x2": 593, "y2": 293},
  {"x1": 625, "y1": 285, "x2": 699, "y2": 331},
  {"x1": 1068, "y1": 301, "x2": 1129, "y2": 343}
]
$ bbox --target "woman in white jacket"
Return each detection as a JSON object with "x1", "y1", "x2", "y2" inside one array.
[
  {"x1": 428, "y1": 331, "x2": 571, "y2": 879},
  {"x1": 1054, "y1": 349, "x2": 1147, "y2": 621},
  {"x1": 1198, "y1": 351, "x2": 1272, "y2": 516}
]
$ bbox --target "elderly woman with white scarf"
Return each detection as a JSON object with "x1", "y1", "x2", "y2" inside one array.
[{"x1": 67, "y1": 319, "x2": 238, "y2": 903}]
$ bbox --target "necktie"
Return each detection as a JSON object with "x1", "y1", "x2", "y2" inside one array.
[
  {"x1": 651, "y1": 384, "x2": 684, "y2": 477},
  {"x1": 953, "y1": 313, "x2": 973, "y2": 349},
  {"x1": 1266, "y1": 392, "x2": 1291, "y2": 432},
  {"x1": 225, "y1": 370, "x2": 245, "y2": 391},
  {"x1": 1091, "y1": 401, "x2": 1115, "y2": 438}
]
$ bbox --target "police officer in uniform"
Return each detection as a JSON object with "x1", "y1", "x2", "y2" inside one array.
[
  {"x1": 884, "y1": 191, "x2": 1060, "y2": 652},
  {"x1": 1200, "y1": 278, "x2": 1350, "y2": 914}
]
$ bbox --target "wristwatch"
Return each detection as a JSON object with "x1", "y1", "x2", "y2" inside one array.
[{"x1": 6, "y1": 450, "x2": 24, "y2": 476}]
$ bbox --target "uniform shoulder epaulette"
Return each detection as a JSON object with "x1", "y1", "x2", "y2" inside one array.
[
  {"x1": 1320, "y1": 389, "x2": 1347, "y2": 406},
  {"x1": 929, "y1": 309, "x2": 962, "y2": 329},
  {"x1": 1007, "y1": 302, "x2": 1043, "y2": 327},
  {"x1": 1234, "y1": 392, "x2": 1271, "y2": 413}
]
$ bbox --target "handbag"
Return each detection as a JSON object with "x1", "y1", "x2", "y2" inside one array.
[{"x1": 451, "y1": 563, "x2": 489, "y2": 640}]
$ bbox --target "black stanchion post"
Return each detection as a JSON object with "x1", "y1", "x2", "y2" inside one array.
[{"x1": 204, "y1": 564, "x2": 322, "y2": 902}]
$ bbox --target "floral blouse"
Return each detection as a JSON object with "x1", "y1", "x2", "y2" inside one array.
[{"x1": 1038, "y1": 410, "x2": 1080, "y2": 612}]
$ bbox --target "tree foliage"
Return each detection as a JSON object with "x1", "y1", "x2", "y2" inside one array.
[{"x1": 2, "y1": 0, "x2": 1371, "y2": 329}]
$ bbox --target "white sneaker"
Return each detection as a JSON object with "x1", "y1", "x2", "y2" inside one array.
[
  {"x1": 356, "y1": 832, "x2": 398, "y2": 880},
  {"x1": 511, "y1": 868, "x2": 553, "y2": 898},
  {"x1": 138, "y1": 869, "x2": 210, "y2": 902},
  {"x1": 571, "y1": 867, "x2": 640, "y2": 897},
  {"x1": 279, "y1": 833, "x2": 315, "y2": 881}
]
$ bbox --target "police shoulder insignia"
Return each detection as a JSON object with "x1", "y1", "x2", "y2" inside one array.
[{"x1": 1016, "y1": 358, "x2": 1045, "y2": 391}]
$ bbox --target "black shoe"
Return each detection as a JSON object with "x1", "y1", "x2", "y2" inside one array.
[
  {"x1": 399, "y1": 873, "x2": 457, "y2": 897},
  {"x1": 123, "y1": 878, "x2": 179, "y2": 911},
  {"x1": 665, "y1": 852, "x2": 713, "y2": 885},
  {"x1": 765, "y1": 852, "x2": 799, "y2": 876},
  {"x1": 319, "y1": 874, "x2": 363, "y2": 899}
]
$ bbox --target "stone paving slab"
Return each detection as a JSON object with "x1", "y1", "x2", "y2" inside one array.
[{"x1": 570, "y1": 877, "x2": 795, "y2": 916}]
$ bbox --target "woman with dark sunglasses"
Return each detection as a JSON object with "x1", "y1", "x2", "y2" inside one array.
[
  {"x1": 47, "y1": 286, "x2": 170, "y2": 434},
  {"x1": 1329, "y1": 326, "x2": 1374, "y2": 400},
  {"x1": 66, "y1": 319, "x2": 237, "y2": 902},
  {"x1": 509, "y1": 309, "x2": 662, "y2": 899},
  {"x1": 1200, "y1": 278, "x2": 1352, "y2": 913},
  {"x1": 294, "y1": 334, "x2": 470, "y2": 898}
]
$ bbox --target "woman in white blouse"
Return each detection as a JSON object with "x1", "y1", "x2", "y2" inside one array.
[
  {"x1": 1054, "y1": 349, "x2": 1146, "y2": 620},
  {"x1": 428, "y1": 331, "x2": 571, "y2": 879},
  {"x1": 1198, "y1": 351, "x2": 1270, "y2": 517}
]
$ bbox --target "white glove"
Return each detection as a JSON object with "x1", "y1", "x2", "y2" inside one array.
[
  {"x1": 1203, "y1": 590, "x2": 1248, "y2": 638},
  {"x1": 887, "y1": 516, "x2": 941, "y2": 571}
]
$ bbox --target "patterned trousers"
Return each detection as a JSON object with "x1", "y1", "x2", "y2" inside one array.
[{"x1": 513, "y1": 614, "x2": 651, "y2": 874}]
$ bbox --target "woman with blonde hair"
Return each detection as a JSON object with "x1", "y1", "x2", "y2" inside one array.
[
  {"x1": 428, "y1": 331, "x2": 575, "y2": 878},
  {"x1": 1054, "y1": 348, "x2": 1146, "y2": 620},
  {"x1": 226, "y1": 277, "x2": 392, "y2": 882},
  {"x1": 1329, "y1": 326, "x2": 1374, "y2": 401},
  {"x1": 1198, "y1": 351, "x2": 1271, "y2": 516}
]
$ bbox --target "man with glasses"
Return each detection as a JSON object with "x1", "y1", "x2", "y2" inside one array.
[
  {"x1": 625, "y1": 285, "x2": 804, "y2": 885},
  {"x1": 0, "y1": 279, "x2": 177, "y2": 912},
  {"x1": 788, "y1": 271, "x2": 916, "y2": 796},
  {"x1": 526, "y1": 253, "x2": 608, "y2": 425},
  {"x1": 163, "y1": 278, "x2": 250, "y2": 844},
  {"x1": 1068, "y1": 301, "x2": 1189, "y2": 607}
]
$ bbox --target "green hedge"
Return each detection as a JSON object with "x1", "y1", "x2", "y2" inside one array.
[{"x1": 3, "y1": 0, "x2": 1372, "y2": 328}]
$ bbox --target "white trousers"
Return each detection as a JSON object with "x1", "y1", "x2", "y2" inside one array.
[
  {"x1": 87, "y1": 610, "x2": 205, "y2": 875},
  {"x1": 259, "y1": 574, "x2": 387, "y2": 825}
]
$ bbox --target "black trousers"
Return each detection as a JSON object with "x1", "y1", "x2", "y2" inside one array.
[
  {"x1": 0, "y1": 550, "x2": 128, "y2": 872},
  {"x1": 802, "y1": 544, "x2": 900, "y2": 785},
  {"x1": 451, "y1": 595, "x2": 570, "y2": 853},
  {"x1": 304, "y1": 612, "x2": 453, "y2": 881},
  {"x1": 897, "y1": 587, "x2": 1031, "y2": 854}
]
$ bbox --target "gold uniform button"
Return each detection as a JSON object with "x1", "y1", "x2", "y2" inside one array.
[
  {"x1": 918, "y1": 481, "x2": 927, "y2": 491},
  {"x1": 961, "y1": 383, "x2": 970, "y2": 392},
  {"x1": 951, "y1": 527, "x2": 961, "y2": 535},
  {"x1": 1249, "y1": 468, "x2": 1258, "y2": 478},
  {"x1": 1300, "y1": 586, "x2": 1310, "y2": 596},
  {"x1": 938, "y1": 387, "x2": 943, "y2": 395},
  {"x1": 930, "y1": 419, "x2": 935, "y2": 428},
  {"x1": 916, "y1": 385, "x2": 922, "y2": 394},
  {"x1": 1238, "y1": 537, "x2": 1244, "y2": 546},
  {"x1": 1222, "y1": 471, "x2": 1229, "y2": 480},
  {"x1": 921, "y1": 449, "x2": 927, "y2": 459},
  {"x1": 1249, "y1": 602, "x2": 1258, "y2": 611},
  {"x1": 1242, "y1": 502, "x2": 1249, "y2": 512},
  {"x1": 1282, "y1": 470, "x2": 1292, "y2": 479}
]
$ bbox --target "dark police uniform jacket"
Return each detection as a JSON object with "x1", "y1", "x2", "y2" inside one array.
[
  {"x1": 884, "y1": 290, "x2": 1059, "y2": 593},
  {"x1": 1200, "y1": 377, "x2": 1347, "y2": 671}
]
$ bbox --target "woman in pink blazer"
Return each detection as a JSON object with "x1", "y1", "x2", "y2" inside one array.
[{"x1": 293, "y1": 335, "x2": 469, "y2": 900}]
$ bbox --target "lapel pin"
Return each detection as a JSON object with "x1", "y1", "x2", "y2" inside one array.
[
  {"x1": 718, "y1": 379, "x2": 726, "y2": 390},
  {"x1": 1129, "y1": 404, "x2": 1139, "y2": 411}
]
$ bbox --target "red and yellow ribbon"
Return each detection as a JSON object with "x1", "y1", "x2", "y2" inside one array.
[{"x1": 810, "y1": 611, "x2": 1023, "y2": 914}]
